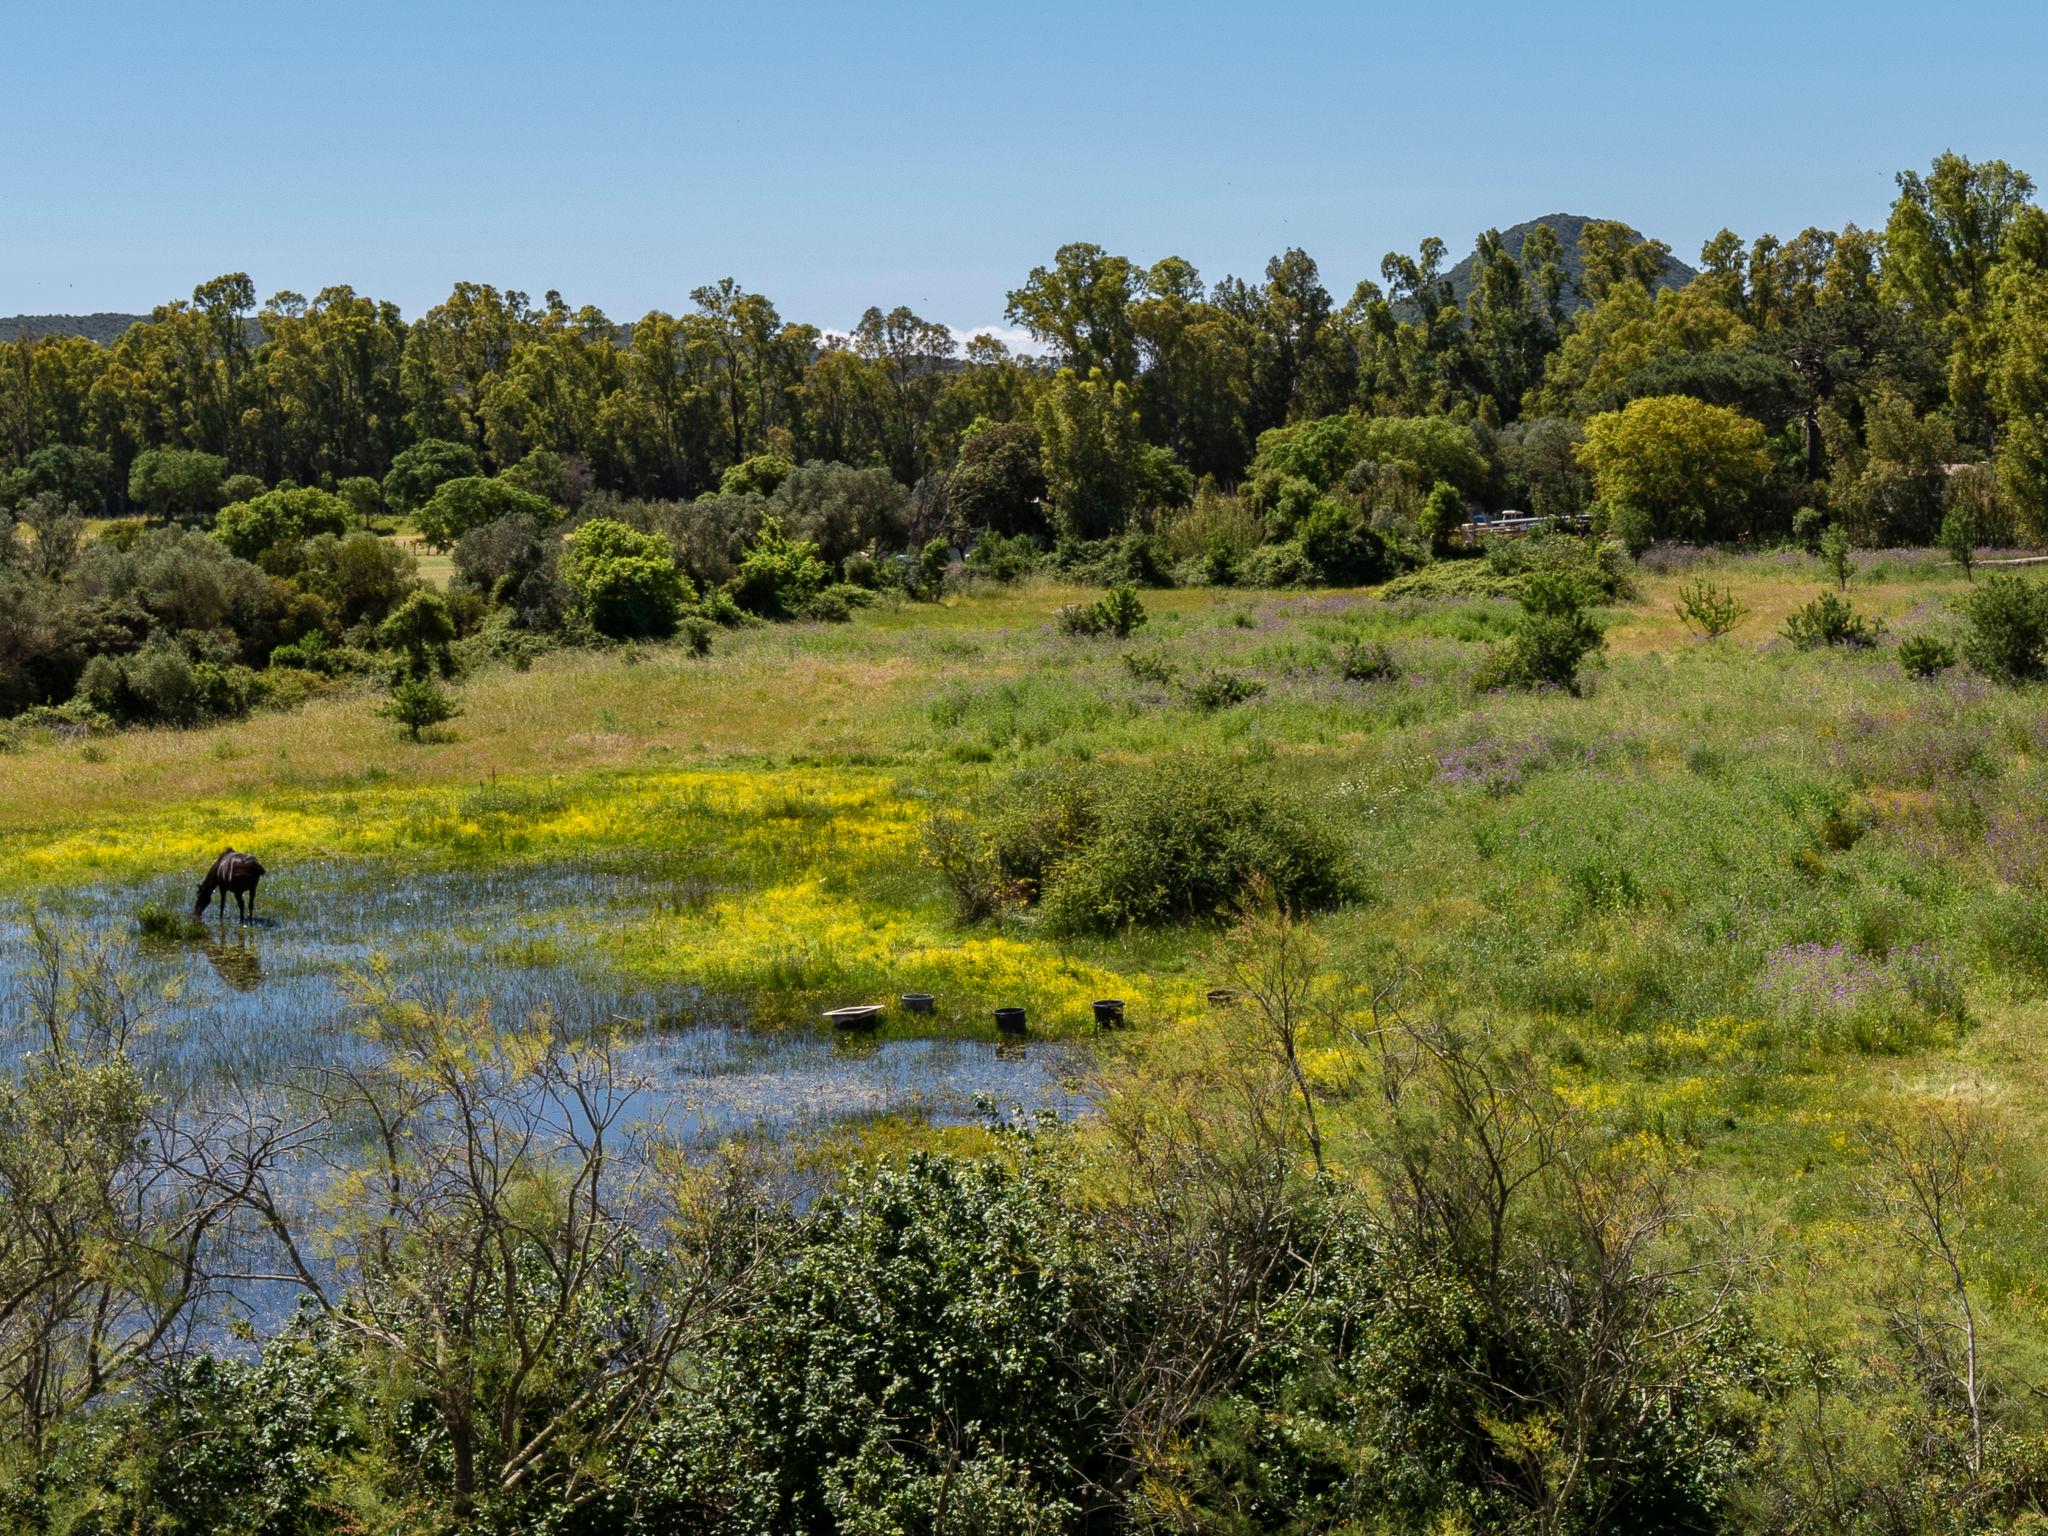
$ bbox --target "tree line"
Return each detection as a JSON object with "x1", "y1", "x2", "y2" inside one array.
[{"x1": 2, "y1": 151, "x2": 2044, "y2": 537}]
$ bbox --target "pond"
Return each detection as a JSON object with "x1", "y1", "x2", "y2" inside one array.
[{"x1": 0, "y1": 857, "x2": 1095, "y2": 1147}]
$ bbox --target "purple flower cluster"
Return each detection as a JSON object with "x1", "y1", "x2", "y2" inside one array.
[
  {"x1": 1436, "y1": 734, "x2": 1560, "y2": 796},
  {"x1": 1760, "y1": 941, "x2": 1882, "y2": 1015}
]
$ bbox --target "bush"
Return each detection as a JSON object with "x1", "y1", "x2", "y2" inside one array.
[
  {"x1": 1477, "y1": 569, "x2": 1605, "y2": 692},
  {"x1": 1337, "y1": 637, "x2": 1398, "y2": 681},
  {"x1": 1783, "y1": 590, "x2": 1881, "y2": 649},
  {"x1": 728, "y1": 515, "x2": 829, "y2": 618},
  {"x1": 1052, "y1": 584, "x2": 1147, "y2": 639},
  {"x1": 1214, "y1": 540, "x2": 1300, "y2": 589},
  {"x1": 1673, "y1": 578, "x2": 1749, "y2": 638},
  {"x1": 1178, "y1": 667, "x2": 1265, "y2": 712},
  {"x1": 1033, "y1": 754, "x2": 1352, "y2": 934},
  {"x1": 1960, "y1": 572, "x2": 2048, "y2": 681},
  {"x1": 1297, "y1": 501, "x2": 1394, "y2": 585},
  {"x1": 1898, "y1": 634, "x2": 1958, "y2": 678},
  {"x1": 680, "y1": 615, "x2": 714, "y2": 657},
  {"x1": 560, "y1": 518, "x2": 691, "y2": 638},
  {"x1": 963, "y1": 529, "x2": 1040, "y2": 583},
  {"x1": 797, "y1": 583, "x2": 875, "y2": 623},
  {"x1": 1791, "y1": 504, "x2": 1828, "y2": 553},
  {"x1": 719, "y1": 452, "x2": 794, "y2": 498}
]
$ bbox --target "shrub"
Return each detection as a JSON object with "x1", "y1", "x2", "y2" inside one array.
[
  {"x1": 1673, "y1": 578, "x2": 1748, "y2": 638},
  {"x1": 1960, "y1": 572, "x2": 2048, "y2": 681},
  {"x1": 378, "y1": 590, "x2": 459, "y2": 679},
  {"x1": 963, "y1": 529, "x2": 1039, "y2": 583},
  {"x1": 728, "y1": 515, "x2": 829, "y2": 618},
  {"x1": 1093, "y1": 584, "x2": 1147, "y2": 638},
  {"x1": 1791, "y1": 504, "x2": 1828, "y2": 553},
  {"x1": 1034, "y1": 754, "x2": 1352, "y2": 934},
  {"x1": 912, "y1": 537, "x2": 950, "y2": 600},
  {"x1": 1236, "y1": 541, "x2": 1315, "y2": 589},
  {"x1": 1337, "y1": 637, "x2": 1398, "y2": 681},
  {"x1": 797, "y1": 583, "x2": 875, "y2": 623},
  {"x1": 136, "y1": 901, "x2": 205, "y2": 941},
  {"x1": 1418, "y1": 480, "x2": 1465, "y2": 553},
  {"x1": 1297, "y1": 501, "x2": 1394, "y2": 585},
  {"x1": 379, "y1": 676, "x2": 460, "y2": 741},
  {"x1": 1897, "y1": 634, "x2": 1957, "y2": 678},
  {"x1": 680, "y1": 615, "x2": 714, "y2": 657},
  {"x1": 1477, "y1": 569, "x2": 1605, "y2": 692},
  {"x1": 560, "y1": 518, "x2": 691, "y2": 638},
  {"x1": 1783, "y1": 591, "x2": 1881, "y2": 649},
  {"x1": 1179, "y1": 667, "x2": 1265, "y2": 712},
  {"x1": 1120, "y1": 649, "x2": 1178, "y2": 687},
  {"x1": 1055, "y1": 584, "x2": 1146, "y2": 639}
]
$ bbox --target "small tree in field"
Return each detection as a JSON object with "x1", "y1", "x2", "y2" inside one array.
[
  {"x1": 381, "y1": 676, "x2": 460, "y2": 741},
  {"x1": 1674, "y1": 579, "x2": 1749, "y2": 638},
  {"x1": 1941, "y1": 503, "x2": 1977, "y2": 582},
  {"x1": 1819, "y1": 524, "x2": 1855, "y2": 591}
]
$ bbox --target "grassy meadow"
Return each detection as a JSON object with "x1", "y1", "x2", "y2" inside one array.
[{"x1": 11, "y1": 541, "x2": 2048, "y2": 1522}]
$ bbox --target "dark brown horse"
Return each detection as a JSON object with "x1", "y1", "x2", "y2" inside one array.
[{"x1": 195, "y1": 849, "x2": 265, "y2": 922}]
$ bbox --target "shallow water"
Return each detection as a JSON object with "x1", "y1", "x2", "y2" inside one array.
[{"x1": 0, "y1": 857, "x2": 1094, "y2": 1145}]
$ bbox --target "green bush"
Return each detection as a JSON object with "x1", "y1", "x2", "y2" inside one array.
[
  {"x1": 797, "y1": 583, "x2": 876, "y2": 623},
  {"x1": 1898, "y1": 634, "x2": 1957, "y2": 678},
  {"x1": 1337, "y1": 637, "x2": 1398, "y2": 681},
  {"x1": 1017, "y1": 754, "x2": 1352, "y2": 934},
  {"x1": 1960, "y1": 572, "x2": 2048, "y2": 681},
  {"x1": 1178, "y1": 667, "x2": 1265, "y2": 712},
  {"x1": 680, "y1": 615, "x2": 714, "y2": 657},
  {"x1": 560, "y1": 517, "x2": 692, "y2": 638},
  {"x1": 1477, "y1": 569, "x2": 1605, "y2": 693},
  {"x1": 382, "y1": 437, "x2": 481, "y2": 514},
  {"x1": 1783, "y1": 591, "x2": 1881, "y2": 649},
  {"x1": 1673, "y1": 578, "x2": 1749, "y2": 638},
  {"x1": 1297, "y1": 501, "x2": 1394, "y2": 585},
  {"x1": 728, "y1": 515, "x2": 829, "y2": 618},
  {"x1": 1056, "y1": 584, "x2": 1147, "y2": 639},
  {"x1": 213, "y1": 486, "x2": 350, "y2": 562}
]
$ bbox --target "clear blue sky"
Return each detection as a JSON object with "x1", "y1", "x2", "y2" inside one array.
[{"x1": 5, "y1": 0, "x2": 2046, "y2": 338}]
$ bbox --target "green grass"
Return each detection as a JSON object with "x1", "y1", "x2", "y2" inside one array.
[{"x1": 5, "y1": 556, "x2": 2047, "y2": 1299}]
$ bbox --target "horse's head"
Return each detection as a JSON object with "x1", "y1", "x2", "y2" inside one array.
[{"x1": 193, "y1": 877, "x2": 215, "y2": 916}]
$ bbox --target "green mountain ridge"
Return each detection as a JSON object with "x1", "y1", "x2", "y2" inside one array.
[{"x1": 1440, "y1": 212, "x2": 1699, "y2": 311}]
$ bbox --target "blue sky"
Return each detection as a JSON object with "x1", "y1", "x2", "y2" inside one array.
[{"x1": 5, "y1": 0, "x2": 2047, "y2": 338}]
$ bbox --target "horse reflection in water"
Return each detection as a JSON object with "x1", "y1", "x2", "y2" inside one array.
[{"x1": 203, "y1": 930, "x2": 265, "y2": 992}]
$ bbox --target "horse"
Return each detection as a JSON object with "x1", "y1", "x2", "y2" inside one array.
[{"x1": 195, "y1": 849, "x2": 265, "y2": 923}]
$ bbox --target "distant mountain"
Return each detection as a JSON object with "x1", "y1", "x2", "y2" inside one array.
[
  {"x1": 0, "y1": 312, "x2": 148, "y2": 345},
  {"x1": 1440, "y1": 214, "x2": 1698, "y2": 313}
]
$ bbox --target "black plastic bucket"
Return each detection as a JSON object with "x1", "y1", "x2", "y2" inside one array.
[
  {"x1": 994, "y1": 1006, "x2": 1027, "y2": 1035},
  {"x1": 1092, "y1": 998, "x2": 1126, "y2": 1028}
]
